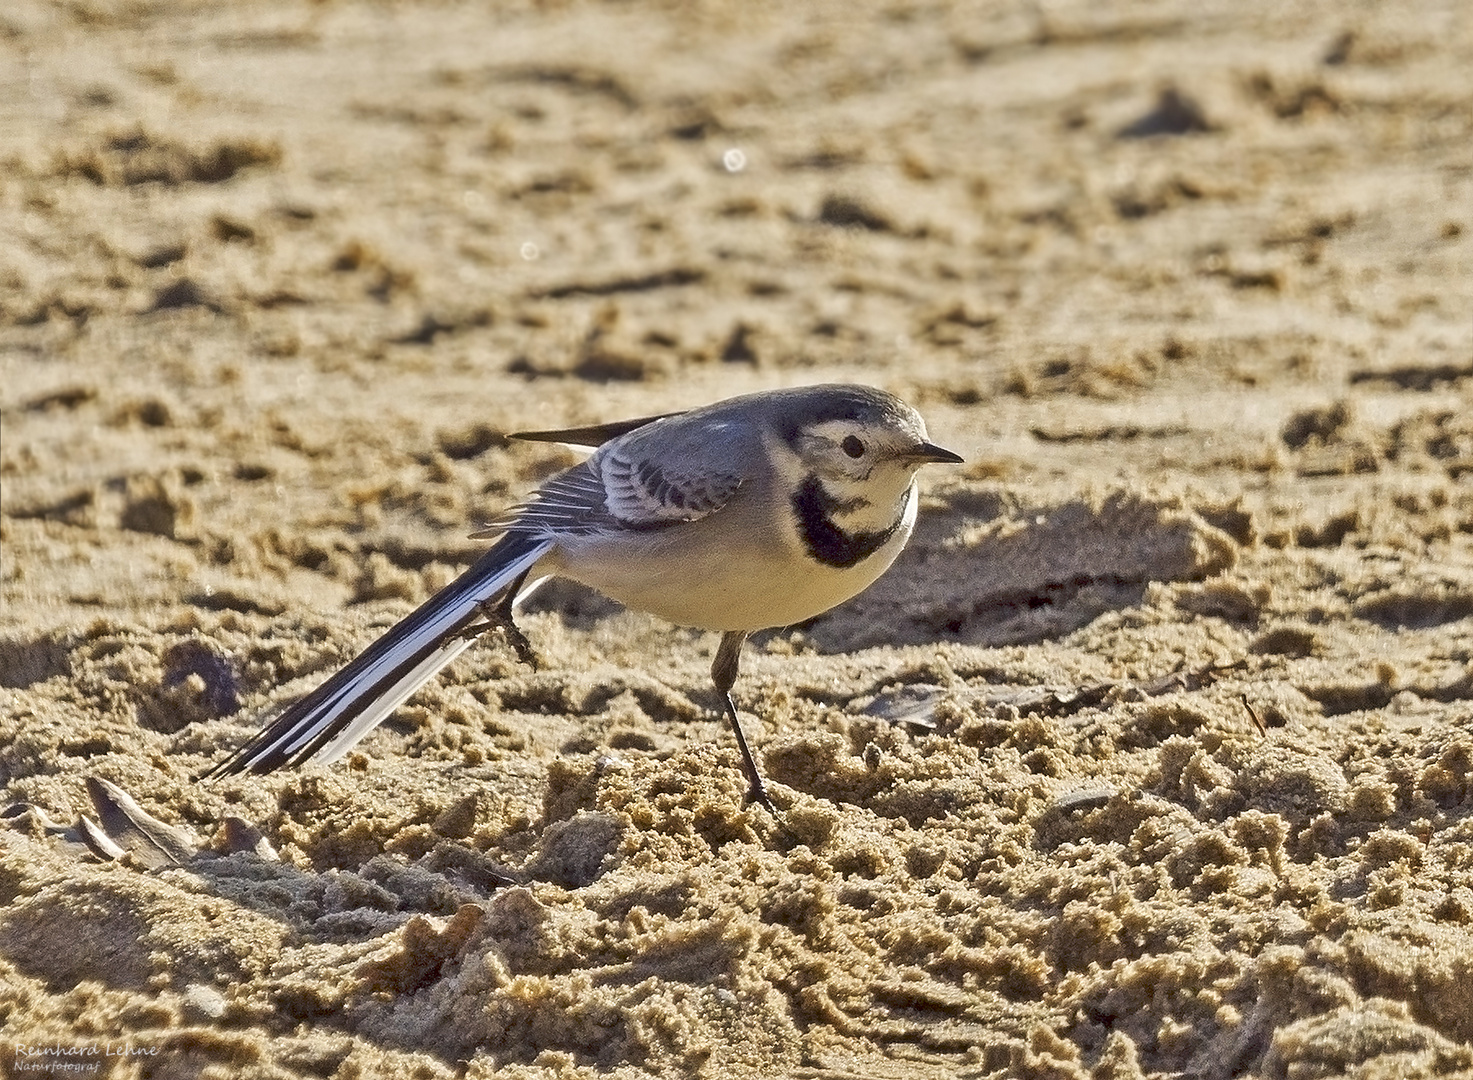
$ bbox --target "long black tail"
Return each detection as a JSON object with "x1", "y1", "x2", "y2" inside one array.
[{"x1": 200, "y1": 533, "x2": 553, "y2": 777}]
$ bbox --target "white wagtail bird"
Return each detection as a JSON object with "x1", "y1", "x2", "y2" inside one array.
[{"x1": 202, "y1": 384, "x2": 962, "y2": 808}]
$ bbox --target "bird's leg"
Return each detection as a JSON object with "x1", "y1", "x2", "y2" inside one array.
[
  {"x1": 712, "y1": 630, "x2": 775, "y2": 812},
  {"x1": 458, "y1": 572, "x2": 538, "y2": 668}
]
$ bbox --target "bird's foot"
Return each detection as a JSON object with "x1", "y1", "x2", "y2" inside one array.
[
  {"x1": 493, "y1": 618, "x2": 539, "y2": 669},
  {"x1": 744, "y1": 777, "x2": 778, "y2": 816},
  {"x1": 460, "y1": 599, "x2": 539, "y2": 669}
]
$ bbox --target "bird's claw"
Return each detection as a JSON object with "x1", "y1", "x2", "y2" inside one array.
[{"x1": 460, "y1": 599, "x2": 539, "y2": 669}]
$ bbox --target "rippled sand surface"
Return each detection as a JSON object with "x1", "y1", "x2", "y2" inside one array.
[{"x1": 3, "y1": 1, "x2": 1472, "y2": 1076}]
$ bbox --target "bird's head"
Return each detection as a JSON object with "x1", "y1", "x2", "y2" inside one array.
[
  {"x1": 769, "y1": 384, "x2": 962, "y2": 532},
  {"x1": 785, "y1": 384, "x2": 960, "y2": 485}
]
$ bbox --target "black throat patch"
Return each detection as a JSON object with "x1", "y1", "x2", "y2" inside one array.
[{"x1": 791, "y1": 474, "x2": 902, "y2": 569}]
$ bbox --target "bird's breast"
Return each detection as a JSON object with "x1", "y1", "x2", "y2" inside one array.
[{"x1": 547, "y1": 481, "x2": 918, "y2": 632}]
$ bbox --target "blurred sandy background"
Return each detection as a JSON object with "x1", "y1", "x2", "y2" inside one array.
[{"x1": 2, "y1": 0, "x2": 1472, "y2": 1077}]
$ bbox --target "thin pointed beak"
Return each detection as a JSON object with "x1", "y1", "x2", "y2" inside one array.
[{"x1": 909, "y1": 441, "x2": 964, "y2": 465}]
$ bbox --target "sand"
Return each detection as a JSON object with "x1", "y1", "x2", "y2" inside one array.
[{"x1": 2, "y1": 0, "x2": 1472, "y2": 1077}]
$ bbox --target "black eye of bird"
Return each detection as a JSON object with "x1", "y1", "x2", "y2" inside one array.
[{"x1": 841, "y1": 435, "x2": 865, "y2": 458}]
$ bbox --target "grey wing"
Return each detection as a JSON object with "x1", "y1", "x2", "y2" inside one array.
[
  {"x1": 473, "y1": 414, "x2": 749, "y2": 537},
  {"x1": 596, "y1": 415, "x2": 748, "y2": 527},
  {"x1": 510, "y1": 412, "x2": 681, "y2": 449},
  {"x1": 470, "y1": 459, "x2": 612, "y2": 538}
]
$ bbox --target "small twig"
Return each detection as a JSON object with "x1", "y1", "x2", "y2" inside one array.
[{"x1": 1239, "y1": 694, "x2": 1267, "y2": 738}]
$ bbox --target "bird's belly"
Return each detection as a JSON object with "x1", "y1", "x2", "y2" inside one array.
[{"x1": 547, "y1": 515, "x2": 911, "y2": 632}]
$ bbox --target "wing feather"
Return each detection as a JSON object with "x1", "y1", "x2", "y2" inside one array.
[
  {"x1": 470, "y1": 461, "x2": 610, "y2": 538},
  {"x1": 479, "y1": 408, "x2": 752, "y2": 538},
  {"x1": 510, "y1": 412, "x2": 680, "y2": 449},
  {"x1": 475, "y1": 435, "x2": 743, "y2": 536},
  {"x1": 599, "y1": 445, "x2": 742, "y2": 526}
]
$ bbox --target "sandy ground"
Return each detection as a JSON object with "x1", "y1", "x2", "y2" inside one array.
[{"x1": 3, "y1": 0, "x2": 1473, "y2": 1077}]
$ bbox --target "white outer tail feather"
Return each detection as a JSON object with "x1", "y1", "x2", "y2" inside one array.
[
  {"x1": 204, "y1": 536, "x2": 553, "y2": 776},
  {"x1": 277, "y1": 634, "x2": 477, "y2": 767}
]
